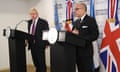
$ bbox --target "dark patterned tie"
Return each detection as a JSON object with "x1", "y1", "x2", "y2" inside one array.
[{"x1": 79, "y1": 18, "x2": 81, "y2": 23}]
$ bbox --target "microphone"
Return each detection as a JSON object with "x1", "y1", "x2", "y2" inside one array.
[{"x1": 15, "y1": 20, "x2": 28, "y2": 30}]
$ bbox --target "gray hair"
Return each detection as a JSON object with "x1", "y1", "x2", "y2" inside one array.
[{"x1": 75, "y1": 2, "x2": 87, "y2": 12}]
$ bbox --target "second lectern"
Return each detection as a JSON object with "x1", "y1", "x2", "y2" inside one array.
[{"x1": 50, "y1": 31, "x2": 86, "y2": 72}]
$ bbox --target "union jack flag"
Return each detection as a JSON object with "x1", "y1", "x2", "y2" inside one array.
[
  {"x1": 100, "y1": 0, "x2": 120, "y2": 72},
  {"x1": 65, "y1": 0, "x2": 74, "y2": 32}
]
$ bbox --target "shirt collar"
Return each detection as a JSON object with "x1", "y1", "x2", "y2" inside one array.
[
  {"x1": 32, "y1": 17, "x2": 39, "y2": 23},
  {"x1": 80, "y1": 14, "x2": 86, "y2": 22}
]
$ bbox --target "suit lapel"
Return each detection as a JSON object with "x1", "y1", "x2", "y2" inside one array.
[
  {"x1": 34, "y1": 18, "x2": 44, "y2": 35},
  {"x1": 81, "y1": 15, "x2": 88, "y2": 24},
  {"x1": 28, "y1": 20, "x2": 32, "y2": 33}
]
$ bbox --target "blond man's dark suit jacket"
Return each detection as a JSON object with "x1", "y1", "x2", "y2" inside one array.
[{"x1": 27, "y1": 18, "x2": 49, "y2": 72}]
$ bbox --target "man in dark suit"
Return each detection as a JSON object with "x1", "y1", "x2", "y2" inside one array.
[
  {"x1": 27, "y1": 8, "x2": 49, "y2": 72},
  {"x1": 72, "y1": 3, "x2": 99, "y2": 72}
]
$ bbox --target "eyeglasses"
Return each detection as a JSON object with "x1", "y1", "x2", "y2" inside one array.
[{"x1": 74, "y1": 8, "x2": 82, "y2": 11}]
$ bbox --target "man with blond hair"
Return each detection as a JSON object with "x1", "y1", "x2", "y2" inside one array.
[{"x1": 27, "y1": 8, "x2": 49, "y2": 72}]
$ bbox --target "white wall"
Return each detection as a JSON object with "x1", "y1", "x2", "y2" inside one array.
[
  {"x1": 0, "y1": 0, "x2": 29, "y2": 70},
  {"x1": 0, "y1": 0, "x2": 54, "y2": 70},
  {"x1": 28, "y1": 0, "x2": 55, "y2": 27}
]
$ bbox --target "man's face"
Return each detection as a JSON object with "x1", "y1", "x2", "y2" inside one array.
[
  {"x1": 74, "y1": 4, "x2": 86, "y2": 18},
  {"x1": 29, "y1": 10, "x2": 38, "y2": 20}
]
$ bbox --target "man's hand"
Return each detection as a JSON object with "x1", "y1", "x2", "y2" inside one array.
[
  {"x1": 46, "y1": 45, "x2": 49, "y2": 48},
  {"x1": 25, "y1": 40, "x2": 28, "y2": 47},
  {"x1": 72, "y1": 28, "x2": 79, "y2": 35}
]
